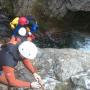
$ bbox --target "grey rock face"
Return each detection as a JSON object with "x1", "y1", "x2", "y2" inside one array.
[
  {"x1": 43, "y1": 0, "x2": 90, "y2": 18},
  {"x1": 1, "y1": 0, "x2": 90, "y2": 17},
  {"x1": 42, "y1": 0, "x2": 68, "y2": 18},
  {"x1": 73, "y1": 86, "x2": 86, "y2": 90},
  {"x1": 36, "y1": 48, "x2": 90, "y2": 81},
  {"x1": 0, "y1": 0, "x2": 13, "y2": 15},
  {"x1": 66, "y1": 0, "x2": 90, "y2": 11},
  {"x1": 71, "y1": 70, "x2": 90, "y2": 90},
  {"x1": 12, "y1": 0, "x2": 37, "y2": 16},
  {"x1": 33, "y1": 48, "x2": 90, "y2": 90}
]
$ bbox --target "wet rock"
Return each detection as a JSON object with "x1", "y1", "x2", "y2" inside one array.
[
  {"x1": 36, "y1": 48, "x2": 90, "y2": 81},
  {"x1": 71, "y1": 70, "x2": 90, "y2": 90}
]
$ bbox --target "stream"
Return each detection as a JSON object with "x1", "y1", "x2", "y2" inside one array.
[{"x1": 34, "y1": 31, "x2": 90, "y2": 52}]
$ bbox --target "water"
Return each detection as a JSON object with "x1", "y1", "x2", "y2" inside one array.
[
  {"x1": 34, "y1": 31, "x2": 90, "y2": 53},
  {"x1": 79, "y1": 37, "x2": 90, "y2": 52}
]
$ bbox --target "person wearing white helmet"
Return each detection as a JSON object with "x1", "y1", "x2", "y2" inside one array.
[
  {"x1": 10, "y1": 16, "x2": 38, "y2": 42},
  {"x1": 18, "y1": 27, "x2": 27, "y2": 36},
  {"x1": 0, "y1": 24, "x2": 44, "y2": 89}
]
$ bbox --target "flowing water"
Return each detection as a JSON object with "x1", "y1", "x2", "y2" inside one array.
[{"x1": 34, "y1": 31, "x2": 90, "y2": 52}]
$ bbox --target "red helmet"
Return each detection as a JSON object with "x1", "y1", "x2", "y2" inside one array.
[{"x1": 19, "y1": 17, "x2": 29, "y2": 26}]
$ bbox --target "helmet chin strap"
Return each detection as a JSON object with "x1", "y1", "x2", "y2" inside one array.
[{"x1": 15, "y1": 37, "x2": 17, "y2": 41}]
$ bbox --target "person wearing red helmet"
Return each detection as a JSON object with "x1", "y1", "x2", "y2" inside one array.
[
  {"x1": 10, "y1": 16, "x2": 29, "y2": 29},
  {"x1": 18, "y1": 16, "x2": 29, "y2": 26},
  {"x1": 10, "y1": 16, "x2": 37, "y2": 41}
]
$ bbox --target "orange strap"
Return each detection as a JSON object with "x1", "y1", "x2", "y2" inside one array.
[{"x1": 2, "y1": 66, "x2": 31, "y2": 88}]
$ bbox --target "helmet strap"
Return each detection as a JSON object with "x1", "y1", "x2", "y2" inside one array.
[{"x1": 15, "y1": 37, "x2": 17, "y2": 41}]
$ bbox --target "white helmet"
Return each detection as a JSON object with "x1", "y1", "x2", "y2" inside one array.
[
  {"x1": 18, "y1": 41, "x2": 38, "y2": 59},
  {"x1": 18, "y1": 27, "x2": 26, "y2": 36}
]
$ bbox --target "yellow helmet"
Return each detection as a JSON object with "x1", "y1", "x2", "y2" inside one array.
[{"x1": 10, "y1": 17, "x2": 19, "y2": 29}]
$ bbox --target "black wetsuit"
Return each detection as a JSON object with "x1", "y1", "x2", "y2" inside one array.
[{"x1": 0, "y1": 43, "x2": 22, "y2": 71}]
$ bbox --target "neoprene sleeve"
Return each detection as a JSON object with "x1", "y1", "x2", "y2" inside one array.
[
  {"x1": 2, "y1": 66, "x2": 31, "y2": 88},
  {"x1": 22, "y1": 59, "x2": 36, "y2": 74}
]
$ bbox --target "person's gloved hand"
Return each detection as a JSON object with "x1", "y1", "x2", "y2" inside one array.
[
  {"x1": 33, "y1": 73, "x2": 44, "y2": 86},
  {"x1": 31, "y1": 82, "x2": 41, "y2": 89}
]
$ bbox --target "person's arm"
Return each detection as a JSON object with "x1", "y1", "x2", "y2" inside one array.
[
  {"x1": 2, "y1": 66, "x2": 31, "y2": 88},
  {"x1": 22, "y1": 58, "x2": 36, "y2": 74},
  {"x1": 22, "y1": 59, "x2": 44, "y2": 86}
]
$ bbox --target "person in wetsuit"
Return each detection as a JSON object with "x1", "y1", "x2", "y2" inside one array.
[{"x1": 0, "y1": 17, "x2": 43, "y2": 89}]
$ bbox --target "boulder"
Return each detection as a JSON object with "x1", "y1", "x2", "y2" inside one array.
[
  {"x1": 35, "y1": 48, "x2": 90, "y2": 81},
  {"x1": 71, "y1": 70, "x2": 90, "y2": 90}
]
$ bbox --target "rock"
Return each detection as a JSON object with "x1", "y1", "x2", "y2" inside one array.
[
  {"x1": 0, "y1": 84, "x2": 8, "y2": 90},
  {"x1": 12, "y1": 0, "x2": 37, "y2": 16},
  {"x1": 71, "y1": 70, "x2": 90, "y2": 90},
  {"x1": 1, "y1": 0, "x2": 90, "y2": 18},
  {"x1": 34, "y1": 0, "x2": 90, "y2": 18},
  {"x1": 35, "y1": 48, "x2": 90, "y2": 81},
  {"x1": 54, "y1": 80, "x2": 72, "y2": 90},
  {"x1": 73, "y1": 86, "x2": 86, "y2": 90},
  {"x1": 0, "y1": 14, "x2": 11, "y2": 39},
  {"x1": 43, "y1": 77, "x2": 61, "y2": 90},
  {"x1": 42, "y1": 0, "x2": 68, "y2": 18},
  {"x1": 0, "y1": 0, "x2": 13, "y2": 15},
  {"x1": 33, "y1": 48, "x2": 90, "y2": 89},
  {"x1": 66, "y1": 0, "x2": 90, "y2": 11}
]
